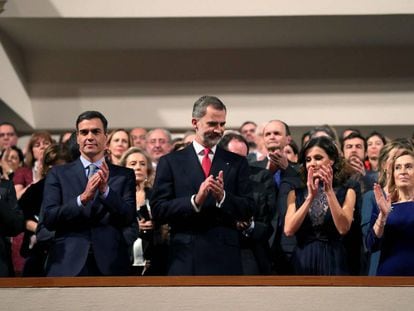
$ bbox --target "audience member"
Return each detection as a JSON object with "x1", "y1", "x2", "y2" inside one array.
[
  {"x1": 40, "y1": 111, "x2": 136, "y2": 276},
  {"x1": 13, "y1": 131, "x2": 53, "y2": 199},
  {"x1": 0, "y1": 146, "x2": 24, "y2": 180},
  {"x1": 182, "y1": 130, "x2": 196, "y2": 145},
  {"x1": 19, "y1": 144, "x2": 71, "y2": 276},
  {"x1": 0, "y1": 122, "x2": 18, "y2": 152},
  {"x1": 120, "y1": 147, "x2": 168, "y2": 275},
  {"x1": 106, "y1": 129, "x2": 131, "y2": 165},
  {"x1": 11, "y1": 131, "x2": 53, "y2": 275},
  {"x1": 341, "y1": 132, "x2": 372, "y2": 193},
  {"x1": 284, "y1": 136, "x2": 358, "y2": 275},
  {"x1": 367, "y1": 150, "x2": 414, "y2": 275},
  {"x1": 361, "y1": 138, "x2": 414, "y2": 275},
  {"x1": 365, "y1": 131, "x2": 387, "y2": 172},
  {"x1": 151, "y1": 95, "x2": 254, "y2": 275},
  {"x1": 0, "y1": 178, "x2": 24, "y2": 277},
  {"x1": 239, "y1": 121, "x2": 257, "y2": 150},
  {"x1": 219, "y1": 133, "x2": 276, "y2": 274},
  {"x1": 130, "y1": 127, "x2": 148, "y2": 149},
  {"x1": 284, "y1": 140, "x2": 299, "y2": 164},
  {"x1": 145, "y1": 128, "x2": 173, "y2": 169}
]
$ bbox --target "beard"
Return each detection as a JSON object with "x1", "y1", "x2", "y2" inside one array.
[{"x1": 203, "y1": 132, "x2": 222, "y2": 147}]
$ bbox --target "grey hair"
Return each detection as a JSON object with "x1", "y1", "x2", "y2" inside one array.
[
  {"x1": 192, "y1": 96, "x2": 226, "y2": 119},
  {"x1": 146, "y1": 128, "x2": 172, "y2": 143}
]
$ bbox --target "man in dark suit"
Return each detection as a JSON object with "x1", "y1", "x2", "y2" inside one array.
[
  {"x1": 0, "y1": 179, "x2": 24, "y2": 277},
  {"x1": 251, "y1": 119, "x2": 300, "y2": 274},
  {"x1": 218, "y1": 133, "x2": 276, "y2": 274},
  {"x1": 151, "y1": 96, "x2": 254, "y2": 275},
  {"x1": 41, "y1": 111, "x2": 136, "y2": 276}
]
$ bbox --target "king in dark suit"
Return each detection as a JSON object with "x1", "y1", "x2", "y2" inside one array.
[
  {"x1": 151, "y1": 96, "x2": 255, "y2": 275},
  {"x1": 41, "y1": 111, "x2": 136, "y2": 276}
]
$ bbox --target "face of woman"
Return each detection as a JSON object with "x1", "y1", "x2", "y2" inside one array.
[
  {"x1": 393, "y1": 154, "x2": 414, "y2": 190},
  {"x1": 284, "y1": 145, "x2": 298, "y2": 163},
  {"x1": 367, "y1": 135, "x2": 384, "y2": 160},
  {"x1": 32, "y1": 138, "x2": 51, "y2": 161},
  {"x1": 109, "y1": 131, "x2": 129, "y2": 158},
  {"x1": 7, "y1": 149, "x2": 21, "y2": 171},
  {"x1": 305, "y1": 146, "x2": 333, "y2": 178},
  {"x1": 125, "y1": 152, "x2": 148, "y2": 184}
]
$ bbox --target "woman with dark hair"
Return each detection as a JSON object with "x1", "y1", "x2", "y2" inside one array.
[
  {"x1": 0, "y1": 146, "x2": 24, "y2": 180},
  {"x1": 19, "y1": 144, "x2": 71, "y2": 276},
  {"x1": 367, "y1": 150, "x2": 414, "y2": 275},
  {"x1": 284, "y1": 136, "x2": 358, "y2": 275},
  {"x1": 365, "y1": 131, "x2": 387, "y2": 172}
]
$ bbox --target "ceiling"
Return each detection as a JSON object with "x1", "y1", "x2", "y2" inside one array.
[{"x1": 1, "y1": 15, "x2": 414, "y2": 52}]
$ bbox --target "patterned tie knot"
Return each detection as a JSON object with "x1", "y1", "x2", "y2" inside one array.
[{"x1": 88, "y1": 164, "x2": 98, "y2": 179}]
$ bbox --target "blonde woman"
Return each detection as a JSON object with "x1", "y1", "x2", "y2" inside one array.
[{"x1": 120, "y1": 147, "x2": 168, "y2": 275}]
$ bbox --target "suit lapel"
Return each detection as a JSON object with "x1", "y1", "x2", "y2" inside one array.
[
  {"x1": 180, "y1": 146, "x2": 205, "y2": 192},
  {"x1": 211, "y1": 147, "x2": 231, "y2": 183}
]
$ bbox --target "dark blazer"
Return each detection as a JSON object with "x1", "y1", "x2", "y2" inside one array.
[
  {"x1": 151, "y1": 145, "x2": 254, "y2": 275},
  {"x1": 0, "y1": 180, "x2": 24, "y2": 277},
  {"x1": 41, "y1": 158, "x2": 136, "y2": 276},
  {"x1": 240, "y1": 165, "x2": 277, "y2": 274}
]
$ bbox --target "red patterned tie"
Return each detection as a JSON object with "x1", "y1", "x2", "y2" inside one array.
[{"x1": 201, "y1": 148, "x2": 212, "y2": 178}]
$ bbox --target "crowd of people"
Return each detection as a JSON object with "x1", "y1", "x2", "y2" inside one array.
[{"x1": 0, "y1": 96, "x2": 414, "y2": 277}]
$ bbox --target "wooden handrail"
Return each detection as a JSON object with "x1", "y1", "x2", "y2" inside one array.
[{"x1": 1, "y1": 276, "x2": 414, "y2": 288}]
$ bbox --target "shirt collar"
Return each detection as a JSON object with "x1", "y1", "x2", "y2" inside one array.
[
  {"x1": 192, "y1": 140, "x2": 217, "y2": 155},
  {"x1": 80, "y1": 155, "x2": 105, "y2": 169}
]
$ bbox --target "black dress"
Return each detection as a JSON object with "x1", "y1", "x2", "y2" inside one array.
[{"x1": 291, "y1": 180, "x2": 360, "y2": 275}]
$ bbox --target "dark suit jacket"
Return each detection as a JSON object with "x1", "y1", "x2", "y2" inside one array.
[
  {"x1": 41, "y1": 158, "x2": 136, "y2": 276},
  {"x1": 0, "y1": 180, "x2": 24, "y2": 277},
  {"x1": 150, "y1": 145, "x2": 254, "y2": 275},
  {"x1": 240, "y1": 165, "x2": 277, "y2": 274}
]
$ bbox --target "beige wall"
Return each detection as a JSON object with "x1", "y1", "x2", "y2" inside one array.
[{"x1": 1, "y1": 286, "x2": 414, "y2": 311}]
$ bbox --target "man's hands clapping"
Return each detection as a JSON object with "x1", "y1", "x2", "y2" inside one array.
[
  {"x1": 194, "y1": 170, "x2": 224, "y2": 207},
  {"x1": 80, "y1": 161, "x2": 109, "y2": 206}
]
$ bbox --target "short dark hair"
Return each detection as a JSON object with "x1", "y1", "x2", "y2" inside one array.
[
  {"x1": 341, "y1": 132, "x2": 367, "y2": 152},
  {"x1": 76, "y1": 111, "x2": 108, "y2": 133},
  {"x1": 0, "y1": 122, "x2": 17, "y2": 135},
  {"x1": 218, "y1": 132, "x2": 249, "y2": 154},
  {"x1": 192, "y1": 96, "x2": 226, "y2": 119},
  {"x1": 366, "y1": 131, "x2": 387, "y2": 146},
  {"x1": 239, "y1": 121, "x2": 257, "y2": 133}
]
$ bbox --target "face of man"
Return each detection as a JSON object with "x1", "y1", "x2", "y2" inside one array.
[
  {"x1": 0, "y1": 124, "x2": 18, "y2": 150},
  {"x1": 263, "y1": 121, "x2": 289, "y2": 153},
  {"x1": 240, "y1": 123, "x2": 257, "y2": 143},
  {"x1": 130, "y1": 127, "x2": 147, "y2": 149},
  {"x1": 343, "y1": 137, "x2": 366, "y2": 162},
  {"x1": 145, "y1": 129, "x2": 172, "y2": 163},
  {"x1": 76, "y1": 118, "x2": 107, "y2": 162},
  {"x1": 192, "y1": 106, "x2": 226, "y2": 148}
]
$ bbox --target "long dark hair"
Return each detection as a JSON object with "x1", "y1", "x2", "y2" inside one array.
[{"x1": 299, "y1": 136, "x2": 352, "y2": 187}]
